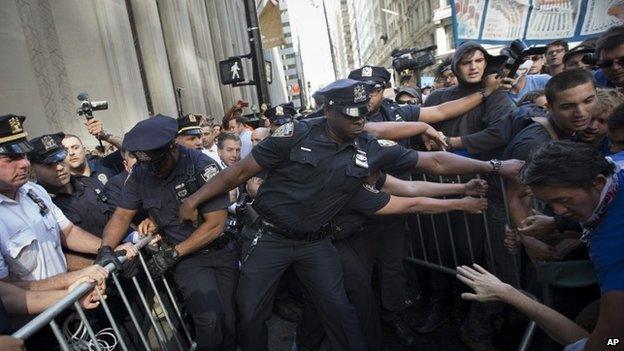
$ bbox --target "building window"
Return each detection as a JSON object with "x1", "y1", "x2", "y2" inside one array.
[{"x1": 445, "y1": 24, "x2": 455, "y2": 50}]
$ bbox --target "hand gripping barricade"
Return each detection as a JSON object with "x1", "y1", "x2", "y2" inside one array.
[
  {"x1": 12, "y1": 235, "x2": 197, "y2": 351},
  {"x1": 405, "y1": 173, "x2": 537, "y2": 351}
]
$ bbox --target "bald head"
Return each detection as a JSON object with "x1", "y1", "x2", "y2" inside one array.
[{"x1": 251, "y1": 127, "x2": 270, "y2": 146}]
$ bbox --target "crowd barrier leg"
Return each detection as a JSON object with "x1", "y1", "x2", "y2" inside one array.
[
  {"x1": 137, "y1": 251, "x2": 185, "y2": 351},
  {"x1": 423, "y1": 174, "x2": 444, "y2": 266},
  {"x1": 73, "y1": 301, "x2": 105, "y2": 351},
  {"x1": 94, "y1": 285, "x2": 130, "y2": 351},
  {"x1": 414, "y1": 212, "x2": 429, "y2": 261},
  {"x1": 477, "y1": 174, "x2": 497, "y2": 275},
  {"x1": 499, "y1": 175, "x2": 523, "y2": 288},
  {"x1": 111, "y1": 272, "x2": 152, "y2": 350},
  {"x1": 439, "y1": 176, "x2": 459, "y2": 267},
  {"x1": 49, "y1": 319, "x2": 71, "y2": 351},
  {"x1": 162, "y1": 276, "x2": 196, "y2": 348},
  {"x1": 131, "y1": 275, "x2": 168, "y2": 349},
  {"x1": 457, "y1": 175, "x2": 476, "y2": 263}
]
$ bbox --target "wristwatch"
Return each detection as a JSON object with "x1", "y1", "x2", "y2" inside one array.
[
  {"x1": 489, "y1": 159, "x2": 502, "y2": 175},
  {"x1": 479, "y1": 88, "x2": 488, "y2": 99},
  {"x1": 170, "y1": 246, "x2": 180, "y2": 260}
]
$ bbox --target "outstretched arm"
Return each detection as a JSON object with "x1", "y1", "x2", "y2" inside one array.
[
  {"x1": 414, "y1": 151, "x2": 523, "y2": 178},
  {"x1": 375, "y1": 195, "x2": 487, "y2": 215},
  {"x1": 381, "y1": 175, "x2": 488, "y2": 198}
]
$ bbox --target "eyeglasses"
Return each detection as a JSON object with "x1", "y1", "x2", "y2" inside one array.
[{"x1": 598, "y1": 57, "x2": 624, "y2": 69}]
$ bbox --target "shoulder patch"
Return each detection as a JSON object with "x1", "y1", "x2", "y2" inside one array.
[
  {"x1": 97, "y1": 173, "x2": 108, "y2": 185},
  {"x1": 363, "y1": 183, "x2": 380, "y2": 194},
  {"x1": 377, "y1": 139, "x2": 397, "y2": 147},
  {"x1": 272, "y1": 122, "x2": 294, "y2": 137},
  {"x1": 201, "y1": 164, "x2": 219, "y2": 182}
]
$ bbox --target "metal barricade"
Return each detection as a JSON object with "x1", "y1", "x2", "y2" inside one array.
[
  {"x1": 405, "y1": 173, "x2": 535, "y2": 351},
  {"x1": 12, "y1": 236, "x2": 197, "y2": 351}
]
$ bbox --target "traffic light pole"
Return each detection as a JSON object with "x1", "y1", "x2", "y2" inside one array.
[{"x1": 243, "y1": 0, "x2": 270, "y2": 106}]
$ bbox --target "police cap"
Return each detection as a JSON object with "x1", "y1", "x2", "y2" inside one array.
[
  {"x1": 315, "y1": 79, "x2": 373, "y2": 118},
  {"x1": 28, "y1": 133, "x2": 67, "y2": 164},
  {"x1": 348, "y1": 66, "x2": 391, "y2": 89},
  {"x1": 266, "y1": 102, "x2": 296, "y2": 126},
  {"x1": 177, "y1": 114, "x2": 203, "y2": 136},
  {"x1": 122, "y1": 114, "x2": 177, "y2": 162},
  {"x1": 395, "y1": 86, "x2": 421, "y2": 101},
  {"x1": 0, "y1": 114, "x2": 34, "y2": 155},
  {"x1": 563, "y1": 45, "x2": 594, "y2": 64}
]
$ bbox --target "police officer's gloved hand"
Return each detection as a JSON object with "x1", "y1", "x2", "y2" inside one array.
[
  {"x1": 147, "y1": 246, "x2": 180, "y2": 278},
  {"x1": 119, "y1": 255, "x2": 140, "y2": 279},
  {"x1": 95, "y1": 245, "x2": 124, "y2": 271}
]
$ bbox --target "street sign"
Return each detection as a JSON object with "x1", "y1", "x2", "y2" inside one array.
[{"x1": 219, "y1": 58, "x2": 245, "y2": 85}]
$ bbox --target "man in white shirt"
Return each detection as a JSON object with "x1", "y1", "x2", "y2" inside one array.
[{"x1": 227, "y1": 116, "x2": 252, "y2": 158}]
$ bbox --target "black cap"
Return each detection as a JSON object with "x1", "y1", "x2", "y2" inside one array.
[
  {"x1": 28, "y1": 133, "x2": 67, "y2": 164},
  {"x1": 177, "y1": 114, "x2": 203, "y2": 136},
  {"x1": 122, "y1": 114, "x2": 178, "y2": 161},
  {"x1": 395, "y1": 86, "x2": 421, "y2": 101},
  {"x1": 0, "y1": 114, "x2": 34, "y2": 155},
  {"x1": 315, "y1": 79, "x2": 373, "y2": 118},
  {"x1": 266, "y1": 102, "x2": 297, "y2": 126},
  {"x1": 348, "y1": 66, "x2": 391, "y2": 88},
  {"x1": 563, "y1": 45, "x2": 594, "y2": 63}
]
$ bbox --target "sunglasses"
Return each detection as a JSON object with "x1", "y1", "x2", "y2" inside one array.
[{"x1": 598, "y1": 57, "x2": 624, "y2": 69}]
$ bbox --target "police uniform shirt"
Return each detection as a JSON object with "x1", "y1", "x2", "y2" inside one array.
[
  {"x1": 0, "y1": 182, "x2": 68, "y2": 281},
  {"x1": 367, "y1": 99, "x2": 421, "y2": 123},
  {"x1": 52, "y1": 175, "x2": 115, "y2": 237},
  {"x1": 251, "y1": 117, "x2": 418, "y2": 233},
  {"x1": 120, "y1": 146, "x2": 229, "y2": 244},
  {"x1": 87, "y1": 151, "x2": 124, "y2": 185}
]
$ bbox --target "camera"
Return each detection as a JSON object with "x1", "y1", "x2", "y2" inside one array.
[
  {"x1": 76, "y1": 93, "x2": 108, "y2": 119},
  {"x1": 391, "y1": 45, "x2": 437, "y2": 73},
  {"x1": 500, "y1": 39, "x2": 547, "y2": 78}
]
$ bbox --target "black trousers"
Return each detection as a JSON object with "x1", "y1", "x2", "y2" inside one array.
[
  {"x1": 237, "y1": 226, "x2": 366, "y2": 351},
  {"x1": 297, "y1": 235, "x2": 383, "y2": 351},
  {"x1": 173, "y1": 243, "x2": 239, "y2": 351}
]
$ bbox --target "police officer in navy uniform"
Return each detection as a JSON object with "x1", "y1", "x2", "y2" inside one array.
[
  {"x1": 349, "y1": 65, "x2": 422, "y2": 344},
  {"x1": 176, "y1": 113, "x2": 205, "y2": 151},
  {"x1": 96, "y1": 114, "x2": 238, "y2": 351},
  {"x1": 177, "y1": 79, "x2": 522, "y2": 350},
  {"x1": 28, "y1": 133, "x2": 114, "y2": 237},
  {"x1": 265, "y1": 102, "x2": 297, "y2": 133}
]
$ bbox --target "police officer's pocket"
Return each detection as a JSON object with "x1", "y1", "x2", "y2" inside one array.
[
  {"x1": 6, "y1": 230, "x2": 39, "y2": 277},
  {"x1": 143, "y1": 197, "x2": 170, "y2": 224},
  {"x1": 289, "y1": 149, "x2": 321, "y2": 179},
  {"x1": 342, "y1": 164, "x2": 370, "y2": 191}
]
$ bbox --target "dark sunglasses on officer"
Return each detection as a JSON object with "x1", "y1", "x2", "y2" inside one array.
[
  {"x1": 598, "y1": 56, "x2": 624, "y2": 69},
  {"x1": 132, "y1": 143, "x2": 174, "y2": 173}
]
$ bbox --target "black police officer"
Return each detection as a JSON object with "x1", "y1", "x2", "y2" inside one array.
[
  {"x1": 265, "y1": 102, "x2": 297, "y2": 133},
  {"x1": 178, "y1": 79, "x2": 522, "y2": 350},
  {"x1": 176, "y1": 113, "x2": 204, "y2": 151},
  {"x1": 96, "y1": 115, "x2": 238, "y2": 350}
]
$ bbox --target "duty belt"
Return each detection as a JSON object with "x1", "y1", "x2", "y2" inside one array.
[
  {"x1": 260, "y1": 220, "x2": 332, "y2": 242},
  {"x1": 199, "y1": 232, "x2": 232, "y2": 252}
]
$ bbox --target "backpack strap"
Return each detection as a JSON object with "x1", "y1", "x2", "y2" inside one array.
[{"x1": 531, "y1": 117, "x2": 560, "y2": 141}]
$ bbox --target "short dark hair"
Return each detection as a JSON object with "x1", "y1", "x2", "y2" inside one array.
[
  {"x1": 520, "y1": 141, "x2": 615, "y2": 189},
  {"x1": 596, "y1": 25, "x2": 624, "y2": 57},
  {"x1": 544, "y1": 69, "x2": 595, "y2": 105},
  {"x1": 608, "y1": 103, "x2": 624, "y2": 132},
  {"x1": 216, "y1": 132, "x2": 241, "y2": 149},
  {"x1": 547, "y1": 39, "x2": 569, "y2": 52}
]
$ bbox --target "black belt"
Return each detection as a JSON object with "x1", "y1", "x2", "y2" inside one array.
[
  {"x1": 260, "y1": 220, "x2": 332, "y2": 242},
  {"x1": 198, "y1": 233, "x2": 232, "y2": 252}
]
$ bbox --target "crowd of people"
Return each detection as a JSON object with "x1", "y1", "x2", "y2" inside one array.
[{"x1": 0, "y1": 23, "x2": 623, "y2": 351}]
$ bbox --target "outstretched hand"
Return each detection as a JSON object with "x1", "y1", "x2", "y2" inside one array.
[{"x1": 456, "y1": 264, "x2": 511, "y2": 302}]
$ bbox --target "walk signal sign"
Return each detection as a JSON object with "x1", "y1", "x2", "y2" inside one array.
[{"x1": 219, "y1": 58, "x2": 245, "y2": 85}]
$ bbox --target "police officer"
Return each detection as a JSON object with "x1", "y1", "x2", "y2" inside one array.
[
  {"x1": 176, "y1": 114, "x2": 204, "y2": 151},
  {"x1": 177, "y1": 79, "x2": 522, "y2": 351},
  {"x1": 265, "y1": 102, "x2": 297, "y2": 133},
  {"x1": 96, "y1": 115, "x2": 238, "y2": 351}
]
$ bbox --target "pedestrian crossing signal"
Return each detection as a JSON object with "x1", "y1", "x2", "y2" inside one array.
[{"x1": 219, "y1": 57, "x2": 245, "y2": 85}]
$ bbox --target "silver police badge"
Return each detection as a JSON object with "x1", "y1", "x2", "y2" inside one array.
[
  {"x1": 353, "y1": 84, "x2": 367, "y2": 103},
  {"x1": 377, "y1": 139, "x2": 397, "y2": 147},
  {"x1": 272, "y1": 122, "x2": 294, "y2": 137},
  {"x1": 363, "y1": 183, "x2": 379, "y2": 194},
  {"x1": 41, "y1": 135, "x2": 56, "y2": 151},
  {"x1": 362, "y1": 66, "x2": 373, "y2": 77},
  {"x1": 201, "y1": 164, "x2": 219, "y2": 182},
  {"x1": 97, "y1": 173, "x2": 108, "y2": 185},
  {"x1": 276, "y1": 105, "x2": 284, "y2": 116}
]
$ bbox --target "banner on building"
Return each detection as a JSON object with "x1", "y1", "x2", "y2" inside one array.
[
  {"x1": 451, "y1": 0, "x2": 624, "y2": 45},
  {"x1": 259, "y1": 1, "x2": 285, "y2": 49}
]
